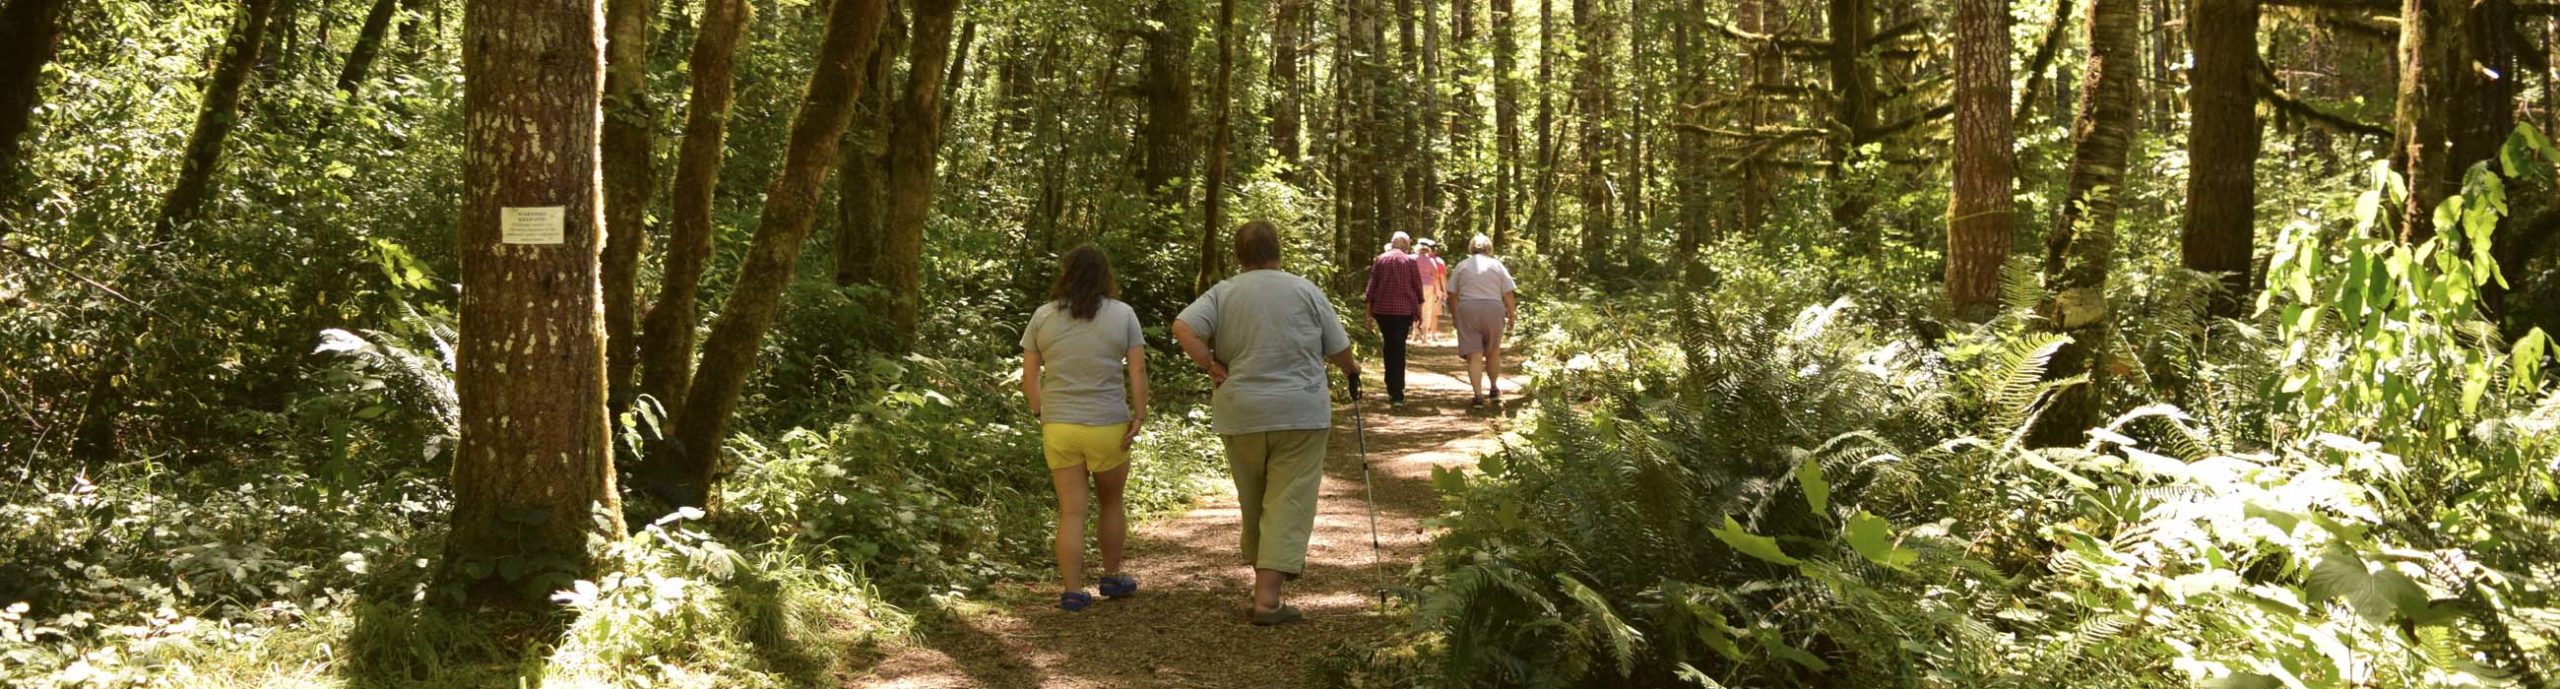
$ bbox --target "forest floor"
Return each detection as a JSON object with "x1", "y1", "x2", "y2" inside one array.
[{"x1": 851, "y1": 339, "x2": 1514, "y2": 688}]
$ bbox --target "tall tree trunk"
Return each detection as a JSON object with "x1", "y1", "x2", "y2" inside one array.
[
  {"x1": 0, "y1": 0, "x2": 70, "y2": 209},
  {"x1": 2017, "y1": 0, "x2": 2077, "y2": 123},
  {"x1": 1270, "y1": 0, "x2": 1304, "y2": 182},
  {"x1": 1572, "y1": 0, "x2": 1610, "y2": 275},
  {"x1": 1949, "y1": 0, "x2": 2016, "y2": 320},
  {"x1": 937, "y1": 19, "x2": 976, "y2": 129},
  {"x1": 1529, "y1": 0, "x2": 1557, "y2": 256},
  {"x1": 667, "y1": 0, "x2": 891, "y2": 509},
  {"x1": 336, "y1": 0, "x2": 401, "y2": 92},
  {"x1": 156, "y1": 0, "x2": 284, "y2": 237},
  {"x1": 634, "y1": 0, "x2": 748, "y2": 439},
  {"x1": 600, "y1": 0, "x2": 656, "y2": 422},
  {"x1": 1197, "y1": 0, "x2": 1237, "y2": 294},
  {"x1": 2392, "y1": 0, "x2": 2516, "y2": 243},
  {"x1": 1448, "y1": 0, "x2": 1477, "y2": 242},
  {"x1": 1492, "y1": 0, "x2": 1518, "y2": 249},
  {"x1": 1365, "y1": 0, "x2": 1394, "y2": 261},
  {"x1": 1672, "y1": 0, "x2": 1704, "y2": 264},
  {"x1": 1824, "y1": 0, "x2": 1876, "y2": 245},
  {"x1": 444, "y1": 0, "x2": 622, "y2": 601},
  {"x1": 1739, "y1": 0, "x2": 1777, "y2": 236},
  {"x1": 2030, "y1": 0, "x2": 2140, "y2": 448},
  {"x1": 1419, "y1": 0, "x2": 1442, "y2": 241},
  {"x1": 1139, "y1": 0, "x2": 1195, "y2": 232},
  {"x1": 879, "y1": 0, "x2": 961, "y2": 346},
  {"x1": 2181, "y1": 0, "x2": 2257, "y2": 315},
  {"x1": 835, "y1": 5, "x2": 905, "y2": 287}
]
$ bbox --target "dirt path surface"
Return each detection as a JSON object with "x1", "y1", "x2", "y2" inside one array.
[{"x1": 853, "y1": 341, "x2": 1513, "y2": 688}]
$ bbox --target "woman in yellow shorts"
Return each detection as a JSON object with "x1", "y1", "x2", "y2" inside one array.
[{"x1": 1021, "y1": 245, "x2": 1150, "y2": 611}]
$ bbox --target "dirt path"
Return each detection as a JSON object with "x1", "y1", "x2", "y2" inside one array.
[{"x1": 853, "y1": 341, "x2": 1512, "y2": 688}]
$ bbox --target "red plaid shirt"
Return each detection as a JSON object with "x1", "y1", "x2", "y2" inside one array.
[{"x1": 1365, "y1": 249, "x2": 1425, "y2": 317}]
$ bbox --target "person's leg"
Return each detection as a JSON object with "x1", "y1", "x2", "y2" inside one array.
[
  {"x1": 1050, "y1": 465, "x2": 1090, "y2": 593},
  {"x1": 1252, "y1": 428, "x2": 1330, "y2": 614},
  {"x1": 1380, "y1": 315, "x2": 1412, "y2": 402},
  {"x1": 1094, "y1": 462, "x2": 1129, "y2": 576},
  {"x1": 1465, "y1": 353, "x2": 1483, "y2": 397},
  {"x1": 1222, "y1": 433, "x2": 1270, "y2": 576},
  {"x1": 1488, "y1": 342, "x2": 1504, "y2": 399}
]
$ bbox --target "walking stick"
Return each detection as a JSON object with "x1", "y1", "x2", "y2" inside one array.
[{"x1": 1349, "y1": 376, "x2": 1386, "y2": 611}]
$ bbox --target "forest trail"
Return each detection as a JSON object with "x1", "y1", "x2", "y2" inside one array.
[{"x1": 853, "y1": 340, "x2": 1514, "y2": 688}]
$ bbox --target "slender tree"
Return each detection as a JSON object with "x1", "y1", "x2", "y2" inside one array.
[
  {"x1": 1197, "y1": 0, "x2": 1238, "y2": 293},
  {"x1": 1948, "y1": 0, "x2": 2016, "y2": 320},
  {"x1": 156, "y1": 0, "x2": 284, "y2": 237},
  {"x1": 2030, "y1": 0, "x2": 2140, "y2": 447},
  {"x1": 1824, "y1": 0, "x2": 1876, "y2": 242},
  {"x1": 1270, "y1": 0, "x2": 1305, "y2": 181},
  {"x1": 835, "y1": 5, "x2": 905, "y2": 287},
  {"x1": 878, "y1": 0, "x2": 962, "y2": 345},
  {"x1": 0, "y1": 0, "x2": 70, "y2": 208},
  {"x1": 635, "y1": 0, "x2": 749, "y2": 417},
  {"x1": 336, "y1": 0, "x2": 401, "y2": 92},
  {"x1": 1491, "y1": 0, "x2": 1519, "y2": 248},
  {"x1": 1138, "y1": 0, "x2": 1195, "y2": 228},
  {"x1": 2181, "y1": 0, "x2": 2257, "y2": 315},
  {"x1": 444, "y1": 0, "x2": 622, "y2": 600},
  {"x1": 668, "y1": 0, "x2": 892, "y2": 509},
  {"x1": 600, "y1": 0, "x2": 656, "y2": 420},
  {"x1": 1530, "y1": 0, "x2": 1557, "y2": 255},
  {"x1": 1447, "y1": 0, "x2": 1476, "y2": 240},
  {"x1": 1572, "y1": 0, "x2": 1611, "y2": 274}
]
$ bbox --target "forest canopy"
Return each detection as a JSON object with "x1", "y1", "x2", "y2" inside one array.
[{"x1": 3, "y1": 0, "x2": 2560, "y2": 686}]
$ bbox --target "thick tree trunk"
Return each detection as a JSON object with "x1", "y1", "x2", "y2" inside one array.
[
  {"x1": 2181, "y1": 0, "x2": 2258, "y2": 315},
  {"x1": 667, "y1": 0, "x2": 891, "y2": 509},
  {"x1": 155, "y1": 0, "x2": 283, "y2": 237},
  {"x1": 1824, "y1": 0, "x2": 1876, "y2": 245},
  {"x1": 1197, "y1": 0, "x2": 1237, "y2": 294},
  {"x1": 634, "y1": 0, "x2": 748, "y2": 418},
  {"x1": 1270, "y1": 0, "x2": 1304, "y2": 182},
  {"x1": 878, "y1": 0, "x2": 961, "y2": 347},
  {"x1": 1139, "y1": 0, "x2": 1195, "y2": 228},
  {"x1": 444, "y1": 0, "x2": 622, "y2": 601},
  {"x1": 1949, "y1": 0, "x2": 2017, "y2": 320},
  {"x1": 2030, "y1": 0, "x2": 2140, "y2": 448},
  {"x1": 1492, "y1": 0, "x2": 1518, "y2": 249},
  {"x1": 600, "y1": 0, "x2": 656, "y2": 421},
  {"x1": 0, "y1": 0, "x2": 69, "y2": 207},
  {"x1": 1530, "y1": 0, "x2": 1557, "y2": 255},
  {"x1": 1572, "y1": 0, "x2": 1610, "y2": 275},
  {"x1": 336, "y1": 0, "x2": 400, "y2": 92},
  {"x1": 1672, "y1": 0, "x2": 1704, "y2": 262},
  {"x1": 835, "y1": 6, "x2": 905, "y2": 288}
]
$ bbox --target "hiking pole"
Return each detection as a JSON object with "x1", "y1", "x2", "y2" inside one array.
[{"x1": 1349, "y1": 375, "x2": 1386, "y2": 611}]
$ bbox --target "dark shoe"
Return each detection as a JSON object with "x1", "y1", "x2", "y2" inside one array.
[
  {"x1": 1061, "y1": 590, "x2": 1096, "y2": 611},
  {"x1": 1250, "y1": 603, "x2": 1304, "y2": 626},
  {"x1": 1099, "y1": 574, "x2": 1138, "y2": 598},
  {"x1": 1467, "y1": 395, "x2": 1484, "y2": 408}
]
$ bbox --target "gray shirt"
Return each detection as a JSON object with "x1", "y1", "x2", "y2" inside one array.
[
  {"x1": 1020, "y1": 298, "x2": 1146, "y2": 426},
  {"x1": 1177, "y1": 270, "x2": 1352, "y2": 435}
]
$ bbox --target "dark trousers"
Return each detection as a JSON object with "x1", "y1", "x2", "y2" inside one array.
[{"x1": 1376, "y1": 315, "x2": 1414, "y2": 401}]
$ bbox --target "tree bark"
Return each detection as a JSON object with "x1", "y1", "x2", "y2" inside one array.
[
  {"x1": 2182, "y1": 0, "x2": 2258, "y2": 315},
  {"x1": 600, "y1": 0, "x2": 656, "y2": 422},
  {"x1": 668, "y1": 0, "x2": 891, "y2": 509},
  {"x1": 336, "y1": 0, "x2": 401, "y2": 92},
  {"x1": 2030, "y1": 0, "x2": 2141, "y2": 448},
  {"x1": 2393, "y1": 0, "x2": 2517, "y2": 243},
  {"x1": 878, "y1": 0, "x2": 961, "y2": 347},
  {"x1": 1445, "y1": 0, "x2": 1471, "y2": 241},
  {"x1": 635, "y1": 0, "x2": 749, "y2": 419},
  {"x1": 444, "y1": 0, "x2": 622, "y2": 601},
  {"x1": 0, "y1": 0, "x2": 69, "y2": 208},
  {"x1": 155, "y1": 0, "x2": 283, "y2": 238},
  {"x1": 1197, "y1": 0, "x2": 1237, "y2": 294},
  {"x1": 2018, "y1": 0, "x2": 2078, "y2": 123},
  {"x1": 1492, "y1": 0, "x2": 1519, "y2": 249},
  {"x1": 1824, "y1": 0, "x2": 1877, "y2": 244},
  {"x1": 1672, "y1": 0, "x2": 1704, "y2": 263},
  {"x1": 1740, "y1": 0, "x2": 1778, "y2": 236},
  {"x1": 835, "y1": 5, "x2": 905, "y2": 288},
  {"x1": 1530, "y1": 0, "x2": 1557, "y2": 255},
  {"x1": 937, "y1": 19, "x2": 977, "y2": 130},
  {"x1": 1270, "y1": 0, "x2": 1304, "y2": 182},
  {"x1": 1949, "y1": 0, "x2": 2017, "y2": 320},
  {"x1": 1572, "y1": 0, "x2": 1611, "y2": 274},
  {"x1": 1139, "y1": 0, "x2": 1196, "y2": 229}
]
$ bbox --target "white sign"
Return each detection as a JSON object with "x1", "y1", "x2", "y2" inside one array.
[{"x1": 501, "y1": 206, "x2": 566, "y2": 245}]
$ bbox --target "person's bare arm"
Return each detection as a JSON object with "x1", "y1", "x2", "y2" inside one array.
[
  {"x1": 1503, "y1": 291, "x2": 1518, "y2": 331},
  {"x1": 1172, "y1": 319, "x2": 1227, "y2": 386},
  {"x1": 1122, "y1": 345, "x2": 1149, "y2": 449},
  {"x1": 1022, "y1": 350, "x2": 1044, "y2": 419},
  {"x1": 1327, "y1": 346, "x2": 1363, "y2": 394}
]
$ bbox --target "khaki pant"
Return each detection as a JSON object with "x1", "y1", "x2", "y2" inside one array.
[{"x1": 1223, "y1": 429, "x2": 1330, "y2": 576}]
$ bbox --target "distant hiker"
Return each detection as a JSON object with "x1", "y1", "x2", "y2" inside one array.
[
  {"x1": 1172, "y1": 219, "x2": 1362, "y2": 626},
  {"x1": 1364, "y1": 232, "x2": 1425, "y2": 406},
  {"x1": 1416, "y1": 240, "x2": 1449, "y2": 345},
  {"x1": 1448, "y1": 233, "x2": 1518, "y2": 407},
  {"x1": 1021, "y1": 245, "x2": 1149, "y2": 612}
]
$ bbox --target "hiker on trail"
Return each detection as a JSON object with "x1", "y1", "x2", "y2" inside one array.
[
  {"x1": 1364, "y1": 232, "x2": 1425, "y2": 406},
  {"x1": 1416, "y1": 240, "x2": 1449, "y2": 346},
  {"x1": 1448, "y1": 233, "x2": 1518, "y2": 407},
  {"x1": 1171, "y1": 219, "x2": 1362, "y2": 626},
  {"x1": 1021, "y1": 245, "x2": 1149, "y2": 612}
]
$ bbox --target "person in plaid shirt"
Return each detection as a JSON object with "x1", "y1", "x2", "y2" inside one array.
[{"x1": 1364, "y1": 232, "x2": 1426, "y2": 405}]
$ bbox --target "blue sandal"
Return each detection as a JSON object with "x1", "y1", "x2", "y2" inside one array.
[
  {"x1": 1060, "y1": 590, "x2": 1096, "y2": 611},
  {"x1": 1099, "y1": 574, "x2": 1139, "y2": 598}
]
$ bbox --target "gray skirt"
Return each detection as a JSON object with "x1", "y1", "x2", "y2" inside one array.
[{"x1": 1454, "y1": 299, "x2": 1506, "y2": 356}]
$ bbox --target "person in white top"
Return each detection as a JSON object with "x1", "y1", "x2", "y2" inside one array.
[{"x1": 1445, "y1": 234, "x2": 1518, "y2": 407}]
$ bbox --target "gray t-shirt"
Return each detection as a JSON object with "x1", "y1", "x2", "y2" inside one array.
[
  {"x1": 1177, "y1": 270, "x2": 1352, "y2": 435},
  {"x1": 1020, "y1": 298, "x2": 1146, "y2": 426}
]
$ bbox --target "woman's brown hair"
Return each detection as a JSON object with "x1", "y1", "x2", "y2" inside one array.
[
  {"x1": 1049, "y1": 244, "x2": 1118, "y2": 320},
  {"x1": 1233, "y1": 219, "x2": 1282, "y2": 268}
]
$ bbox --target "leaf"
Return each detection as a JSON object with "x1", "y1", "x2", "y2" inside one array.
[
  {"x1": 1843, "y1": 511, "x2": 1917, "y2": 570},
  {"x1": 1794, "y1": 459, "x2": 1829, "y2": 515},
  {"x1": 1557, "y1": 574, "x2": 1642, "y2": 677},
  {"x1": 1712, "y1": 515, "x2": 1800, "y2": 566}
]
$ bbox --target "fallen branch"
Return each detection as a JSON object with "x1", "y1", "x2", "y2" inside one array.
[{"x1": 2257, "y1": 82, "x2": 2391, "y2": 139}]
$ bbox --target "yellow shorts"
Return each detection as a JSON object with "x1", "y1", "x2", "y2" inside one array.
[{"x1": 1041, "y1": 422, "x2": 1131, "y2": 472}]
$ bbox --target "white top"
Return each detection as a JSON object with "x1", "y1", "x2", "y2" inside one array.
[{"x1": 1447, "y1": 254, "x2": 1517, "y2": 303}]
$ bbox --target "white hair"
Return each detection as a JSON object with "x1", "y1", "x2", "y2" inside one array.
[
  {"x1": 1391, "y1": 232, "x2": 1413, "y2": 249},
  {"x1": 1470, "y1": 234, "x2": 1494, "y2": 254}
]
